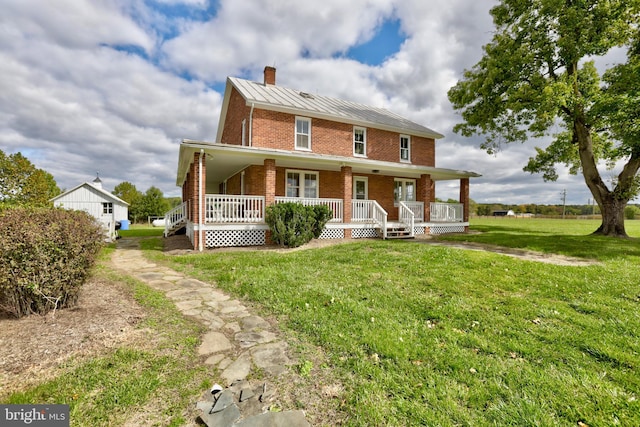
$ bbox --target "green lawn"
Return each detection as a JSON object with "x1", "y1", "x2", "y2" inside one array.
[{"x1": 159, "y1": 219, "x2": 640, "y2": 426}]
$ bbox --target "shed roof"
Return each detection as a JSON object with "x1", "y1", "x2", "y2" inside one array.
[
  {"x1": 216, "y1": 76, "x2": 444, "y2": 142},
  {"x1": 51, "y1": 182, "x2": 129, "y2": 205}
]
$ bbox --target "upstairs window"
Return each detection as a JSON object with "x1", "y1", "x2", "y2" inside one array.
[
  {"x1": 295, "y1": 117, "x2": 311, "y2": 150},
  {"x1": 400, "y1": 135, "x2": 411, "y2": 162},
  {"x1": 353, "y1": 127, "x2": 367, "y2": 157},
  {"x1": 103, "y1": 202, "x2": 113, "y2": 214}
]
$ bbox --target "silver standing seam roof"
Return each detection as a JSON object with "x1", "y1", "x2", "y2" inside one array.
[{"x1": 225, "y1": 77, "x2": 445, "y2": 140}]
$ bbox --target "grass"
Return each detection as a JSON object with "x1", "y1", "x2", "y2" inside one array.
[
  {"x1": 119, "y1": 224, "x2": 165, "y2": 238},
  {"x1": 3, "y1": 259, "x2": 208, "y2": 426},
  {"x1": 156, "y1": 218, "x2": 640, "y2": 426}
]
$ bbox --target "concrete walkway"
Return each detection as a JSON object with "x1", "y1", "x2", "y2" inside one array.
[{"x1": 110, "y1": 237, "x2": 311, "y2": 427}]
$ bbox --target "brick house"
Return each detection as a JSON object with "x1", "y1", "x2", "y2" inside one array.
[{"x1": 166, "y1": 66, "x2": 480, "y2": 250}]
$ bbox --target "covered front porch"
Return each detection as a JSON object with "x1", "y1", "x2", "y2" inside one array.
[
  {"x1": 172, "y1": 141, "x2": 479, "y2": 249},
  {"x1": 166, "y1": 196, "x2": 468, "y2": 248}
]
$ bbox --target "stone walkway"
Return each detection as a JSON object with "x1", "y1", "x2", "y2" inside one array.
[{"x1": 110, "y1": 238, "x2": 311, "y2": 427}]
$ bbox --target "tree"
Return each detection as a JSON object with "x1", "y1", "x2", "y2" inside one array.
[
  {"x1": 0, "y1": 150, "x2": 60, "y2": 207},
  {"x1": 138, "y1": 186, "x2": 169, "y2": 220},
  {"x1": 448, "y1": 0, "x2": 640, "y2": 237},
  {"x1": 113, "y1": 181, "x2": 142, "y2": 221}
]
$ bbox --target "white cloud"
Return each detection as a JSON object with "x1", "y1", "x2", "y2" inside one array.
[
  {"x1": 0, "y1": 0, "x2": 623, "y2": 205},
  {"x1": 161, "y1": 0, "x2": 396, "y2": 81}
]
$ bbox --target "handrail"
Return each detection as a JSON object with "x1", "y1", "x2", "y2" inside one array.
[
  {"x1": 164, "y1": 202, "x2": 187, "y2": 236},
  {"x1": 399, "y1": 202, "x2": 415, "y2": 237},
  {"x1": 371, "y1": 200, "x2": 388, "y2": 239},
  {"x1": 402, "y1": 201, "x2": 424, "y2": 221}
]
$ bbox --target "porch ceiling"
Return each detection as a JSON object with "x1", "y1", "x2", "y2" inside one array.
[{"x1": 177, "y1": 140, "x2": 481, "y2": 188}]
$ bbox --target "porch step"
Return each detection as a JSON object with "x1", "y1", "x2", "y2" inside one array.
[
  {"x1": 164, "y1": 220, "x2": 186, "y2": 237},
  {"x1": 381, "y1": 226, "x2": 414, "y2": 240}
]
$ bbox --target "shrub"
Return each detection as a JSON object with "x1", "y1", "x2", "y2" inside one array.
[
  {"x1": 624, "y1": 205, "x2": 639, "y2": 220},
  {"x1": 311, "y1": 204, "x2": 333, "y2": 238},
  {"x1": 0, "y1": 207, "x2": 104, "y2": 318},
  {"x1": 265, "y1": 203, "x2": 333, "y2": 248}
]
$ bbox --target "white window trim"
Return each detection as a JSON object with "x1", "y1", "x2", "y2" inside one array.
[
  {"x1": 353, "y1": 176, "x2": 368, "y2": 200},
  {"x1": 295, "y1": 116, "x2": 312, "y2": 151},
  {"x1": 393, "y1": 178, "x2": 416, "y2": 206},
  {"x1": 353, "y1": 126, "x2": 367, "y2": 157},
  {"x1": 400, "y1": 134, "x2": 411, "y2": 163},
  {"x1": 102, "y1": 202, "x2": 113, "y2": 214},
  {"x1": 285, "y1": 169, "x2": 319, "y2": 198}
]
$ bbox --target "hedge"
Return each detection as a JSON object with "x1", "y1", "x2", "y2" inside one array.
[
  {"x1": 0, "y1": 207, "x2": 104, "y2": 318},
  {"x1": 265, "y1": 203, "x2": 333, "y2": 248}
]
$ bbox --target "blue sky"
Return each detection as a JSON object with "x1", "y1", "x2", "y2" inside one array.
[{"x1": 0, "y1": 0, "x2": 621, "y2": 205}]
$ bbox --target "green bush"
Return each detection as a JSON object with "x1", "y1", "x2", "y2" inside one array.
[
  {"x1": 311, "y1": 204, "x2": 333, "y2": 238},
  {"x1": 0, "y1": 207, "x2": 104, "y2": 318},
  {"x1": 624, "y1": 205, "x2": 639, "y2": 220},
  {"x1": 265, "y1": 203, "x2": 333, "y2": 248}
]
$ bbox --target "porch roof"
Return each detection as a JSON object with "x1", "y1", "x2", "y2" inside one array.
[{"x1": 177, "y1": 140, "x2": 481, "y2": 188}]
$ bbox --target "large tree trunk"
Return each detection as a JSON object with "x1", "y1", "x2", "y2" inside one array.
[
  {"x1": 574, "y1": 118, "x2": 632, "y2": 238},
  {"x1": 593, "y1": 196, "x2": 627, "y2": 237}
]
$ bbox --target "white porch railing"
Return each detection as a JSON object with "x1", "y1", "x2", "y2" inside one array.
[
  {"x1": 274, "y1": 197, "x2": 343, "y2": 222},
  {"x1": 205, "y1": 195, "x2": 265, "y2": 223},
  {"x1": 403, "y1": 201, "x2": 424, "y2": 221},
  {"x1": 399, "y1": 202, "x2": 415, "y2": 237},
  {"x1": 430, "y1": 202, "x2": 464, "y2": 222},
  {"x1": 352, "y1": 200, "x2": 375, "y2": 222},
  {"x1": 164, "y1": 201, "x2": 187, "y2": 236}
]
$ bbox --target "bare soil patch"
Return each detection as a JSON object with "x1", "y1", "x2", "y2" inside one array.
[{"x1": 0, "y1": 277, "x2": 148, "y2": 398}]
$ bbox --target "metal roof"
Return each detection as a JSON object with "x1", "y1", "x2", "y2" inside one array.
[
  {"x1": 51, "y1": 182, "x2": 129, "y2": 205},
  {"x1": 226, "y1": 77, "x2": 444, "y2": 140}
]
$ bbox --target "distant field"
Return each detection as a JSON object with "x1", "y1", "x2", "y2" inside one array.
[{"x1": 469, "y1": 217, "x2": 640, "y2": 237}]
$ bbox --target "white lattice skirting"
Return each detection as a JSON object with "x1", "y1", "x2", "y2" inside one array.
[
  {"x1": 352, "y1": 228, "x2": 379, "y2": 239},
  {"x1": 430, "y1": 224, "x2": 466, "y2": 235},
  {"x1": 318, "y1": 228, "x2": 344, "y2": 239},
  {"x1": 413, "y1": 226, "x2": 426, "y2": 235},
  {"x1": 206, "y1": 229, "x2": 266, "y2": 247}
]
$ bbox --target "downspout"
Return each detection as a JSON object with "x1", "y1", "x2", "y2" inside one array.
[
  {"x1": 248, "y1": 102, "x2": 254, "y2": 147},
  {"x1": 199, "y1": 149, "x2": 204, "y2": 252}
]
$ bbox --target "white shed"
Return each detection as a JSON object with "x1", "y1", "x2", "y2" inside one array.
[{"x1": 51, "y1": 177, "x2": 129, "y2": 239}]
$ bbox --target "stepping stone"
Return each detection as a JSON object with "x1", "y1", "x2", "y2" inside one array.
[
  {"x1": 221, "y1": 352, "x2": 252, "y2": 385},
  {"x1": 211, "y1": 390, "x2": 234, "y2": 413},
  {"x1": 233, "y1": 410, "x2": 311, "y2": 427},
  {"x1": 250, "y1": 342, "x2": 291, "y2": 376},
  {"x1": 200, "y1": 403, "x2": 240, "y2": 427},
  {"x1": 240, "y1": 316, "x2": 271, "y2": 331},
  {"x1": 235, "y1": 331, "x2": 278, "y2": 348},
  {"x1": 199, "y1": 332, "x2": 233, "y2": 355},
  {"x1": 175, "y1": 300, "x2": 202, "y2": 311}
]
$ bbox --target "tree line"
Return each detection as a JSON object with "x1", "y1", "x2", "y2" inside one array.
[
  {"x1": 112, "y1": 181, "x2": 180, "y2": 223},
  {"x1": 473, "y1": 202, "x2": 640, "y2": 219}
]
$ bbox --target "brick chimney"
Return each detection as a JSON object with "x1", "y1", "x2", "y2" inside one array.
[{"x1": 263, "y1": 66, "x2": 276, "y2": 85}]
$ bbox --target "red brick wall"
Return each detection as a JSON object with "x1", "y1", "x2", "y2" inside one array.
[
  {"x1": 250, "y1": 108, "x2": 436, "y2": 166},
  {"x1": 220, "y1": 88, "x2": 250, "y2": 145},
  {"x1": 252, "y1": 110, "x2": 293, "y2": 149},
  {"x1": 226, "y1": 173, "x2": 242, "y2": 194}
]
